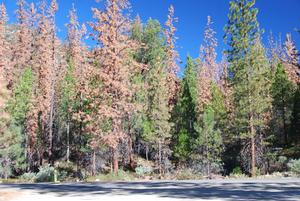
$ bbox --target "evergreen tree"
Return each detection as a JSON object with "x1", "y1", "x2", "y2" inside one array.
[
  {"x1": 224, "y1": 0, "x2": 272, "y2": 176},
  {"x1": 271, "y1": 63, "x2": 295, "y2": 145},
  {"x1": 193, "y1": 105, "x2": 223, "y2": 176},
  {"x1": 290, "y1": 84, "x2": 300, "y2": 144},
  {"x1": 173, "y1": 56, "x2": 197, "y2": 163}
]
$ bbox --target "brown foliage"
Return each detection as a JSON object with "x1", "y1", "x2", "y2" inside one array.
[{"x1": 165, "y1": 5, "x2": 180, "y2": 109}]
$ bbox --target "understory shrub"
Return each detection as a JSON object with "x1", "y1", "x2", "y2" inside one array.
[
  {"x1": 20, "y1": 172, "x2": 36, "y2": 183},
  {"x1": 35, "y1": 164, "x2": 55, "y2": 182},
  {"x1": 175, "y1": 168, "x2": 203, "y2": 180},
  {"x1": 135, "y1": 166, "x2": 153, "y2": 177},
  {"x1": 288, "y1": 159, "x2": 300, "y2": 176}
]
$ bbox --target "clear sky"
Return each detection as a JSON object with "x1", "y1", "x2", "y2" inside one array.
[{"x1": 3, "y1": 0, "x2": 300, "y2": 74}]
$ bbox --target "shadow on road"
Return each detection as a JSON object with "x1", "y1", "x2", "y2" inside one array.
[{"x1": 1, "y1": 180, "x2": 300, "y2": 200}]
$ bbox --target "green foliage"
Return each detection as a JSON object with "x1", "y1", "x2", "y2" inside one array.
[
  {"x1": 287, "y1": 159, "x2": 300, "y2": 175},
  {"x1": 0, "y1": 122, "x2": 26, "y2": 179},
  {"x1": 88, "y1": 169, "x2": 135, "y2": 182},
  {"x1": 232, "y1": 166, "x2": 242, "y2": 175},
  {"x1": 7, "y1": 67, "x2": 34, "y2": 125},
  {"x1": 194, "y1": 106, "x2": 223, "y2": 175},
  {"x1": 35, "y1": 164, "x2": 55, "y2": 182},
  {"x1": 173, "y1": 56, "x2": 197, "y2": 162},
  {"x1": 290, "y1": 85, "x2": 300, "y2": 144},
  {"x1": 20, "y1": 172, "x2": 36, "y2": 183},
  {"x1": 135, "y1": 166, "x2": 153, "y2": 177},
  {"x1": 175, "y1": 168, "x2": 203, "y2": 180},
  {"x1": 271, "y1": 63, "x2": 295, "y2": 145}
]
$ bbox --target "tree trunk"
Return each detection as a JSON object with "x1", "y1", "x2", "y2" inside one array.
[
  {"x1": 158, "y1": 140, "x2": 162, "y2": 176},
  {"x1": 113, "y1": 148, "x2": 119, "y2": 174},
  {"x1": 92, "y1": 150, "x2": 96, "y2": 176},
  {"x1": 48, "y1": 95, "x2": 54, "y2": 165},
  {"x1": 283, "y1": 107, "x2": 288, "y2": 146},
  {"x1": 66, "y1": 120, "x2": 70, "y2": 162},
  {"x1": 146, "y1": 145, "x2": 149, "y2": 161},
  {"x1": 250, "y1": 114, "x2": 256, "y2": 177},
  {"x1": 128, "y1": 136, "x2": 134, "y2": 169}
]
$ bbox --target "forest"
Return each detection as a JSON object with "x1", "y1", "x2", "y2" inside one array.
[{"x1": 0, "y1": 0, "x2": 299, "y2": 182}]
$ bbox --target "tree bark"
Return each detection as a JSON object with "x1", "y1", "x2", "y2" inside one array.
[
  {"x1": 113, "y1": 148, "x2": 119, "y2": 174},
  {"x1": 92, "y1": 150, "x2": 96, "y2": 176},
  {"x1": 66, "y1": 120, "x2": 70, "y2": 162},
  {"x1": 158, "y1": 140, "x2": 162, "y2": 176},
  {"x1": 250, "y1": 114, "x2": 256, "y2": 177}
]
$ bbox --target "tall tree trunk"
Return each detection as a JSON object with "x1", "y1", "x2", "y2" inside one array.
[
  {"x1": 283, "y1": 107, "x2": 288, "y2": 146},
  {"x1": 66, "y1": 120, "x2": 70, "y2": 162},
  {"x1": 158, "y1": 140, "x2": 162, "y2": 176},
  {"x1": 113, "y1": 148, "x2": 119, "y2": 174},
  {"x1": 128, "y1": 136, "x2": 134, "y2": 169},
  {"x1": 92, "y1": 150, "x2": 96, "y2": 176},
  {"x1": 48, "y1": 93, "x2": 54, "y2": 165},
  {"x1": 250, "y1": 114, "x2": 256, "y2": 177}
]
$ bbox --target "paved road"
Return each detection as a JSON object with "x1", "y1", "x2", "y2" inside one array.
[{"x1": 0, "y1": 178, "x2": 300, "y2": 201}]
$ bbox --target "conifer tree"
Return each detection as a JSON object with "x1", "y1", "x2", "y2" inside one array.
[
  {"x1": 290, "y1": 84, "x2": 300, "y2": 144},
  {"x1": 197, "y1": 16, "x2": 218, "y2": 112},
  {"x1": 0, "y1": 3, "x2": 11, "y2": 84},
  {"x1": 11, "y1": 0, "x2": 31, "y2": 84},
  {"x1": 165, "y1": 5, "x2": 179, "y2": 109},
  {"x1": 271, "y1": 63, "x2": 295, "y2": 145},
  {"x1": 224, "y1": 0, "x2": 272, "y2": 176},
  {"x1": 173, "y1": 56, "x2": 197, "y2": 163},
  {"x1": 89, "y1": 0, "x2": 139, "y2": 174}
]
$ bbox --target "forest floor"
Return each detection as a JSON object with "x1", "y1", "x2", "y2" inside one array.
[{"x1": 0, "y1": 178, "x2": 300, "y2": 201}]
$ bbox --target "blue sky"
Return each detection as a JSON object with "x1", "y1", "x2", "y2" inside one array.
[{"x1": 3, "y1": 0, "x2": 300, "y2": 74}]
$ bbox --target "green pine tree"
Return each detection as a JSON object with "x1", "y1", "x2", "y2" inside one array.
[
  {"x1": 224, "y1": 0, "x2": 272, "y2": 176},
  {"x1": 271, "y1": 63, "x2": 295, "y2": 146},
  {"x1": 193, "y1": 105, "x2": 223, "y2": 176},
  {"x1": 290, "y1": 84, "x2": 300, "y2": 144},
  {"x1": 173, "y1": 56, "x2": 197, "y2": 163}
]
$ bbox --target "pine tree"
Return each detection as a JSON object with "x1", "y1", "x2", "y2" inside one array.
[
  {"x1": 290, "y1": 84, "x2": 300, "y2": 144},
  {"x1": 89, "y1": 0, "x2": 139, "y2": 174},
  {"x1": 26, "y1": 1, "x2": 54, "y2": 167},
  {"x1": 0, "y1": 3, "x2": 11, "y2": 84},
  {"x1": 197, "y1": 16, "x2": 218, "y2": 112},
  {"x1": 60, "y1": 5, "x2": 89, "y2": 163},
  {"x1": 165, "y1": 5, "x2": 179, "y2": 109},
  {"x1": 173, "y1": 56, "x2": 197, "y2": 163},
  {"x1": 283, "y1": 34, "x2": 299, "y2": 85},
  {"x1": 194, "y1": 105, "x2": 223, "y2": 176},
  {"x1": 271, "y1": 63, "x2": 295, "y2": 145},
  {"x1": 11, "y1": 0, "x2": 32, "y2": 84},
  {"x1": 224, "y1": 0, "x2": 272, "y2": 176}
]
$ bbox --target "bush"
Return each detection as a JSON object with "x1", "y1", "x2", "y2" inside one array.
[
  {"x1": 232, "y1": 166, "x2": 242, "y2": 175},
  {"x1": 35, "y1": 164, "x2": 55, "y2": 182},
  {"x1": 55, "y1": 161, "x2": 80, "y2": 181},
  {"x1": 135, "y1": 166, "x2": 153, "y2": 177},
  {"x1": 175, "y1": 168, "x2": 202, "y2": 180},
  {"x1": 288, "y1": 159, "x2": 300, "y2": 176},
  {"x1": 87, "y1": 169, "x2": 135, "y2": 182},
  {"x1": 229, "y1": 166, "x2": 248, "y2": 178},
  {"x1": 20, "y1": 172, "x2": 36, "y2": 183}
]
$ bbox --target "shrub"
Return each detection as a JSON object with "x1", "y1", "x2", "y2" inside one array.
[
  {"x1": 232, "y1": 166, "x2": 242, "y2": 175},
  {"x1": 175, "y1": 168, "x2": 202, "y2": 180},
  {"x1": 229, "y1": 166, "x2": 248, "y2": 178},
  {"x1": 87, "y1": 169, "x2": 135, "y2": 182},
  {"x1": 135, "y1": 166, "x2": 153, "y2": 177},
  {"x1": 288, "y1": 159, "x2": 300, "y2": 176},
  {"x1": 55, "y1": 161, "x2": 79, "y2": 181},
  {"x1": 20, "y1": 172, "x2": 36, "y2": 183},
  {"x1": 35, "y1": 164, "x2": 55, "y2": 182}
]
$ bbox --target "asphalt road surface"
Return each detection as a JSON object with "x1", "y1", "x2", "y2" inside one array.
[{"x1": 1, "y1": 178, "x2": 300, "y2": 201}]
